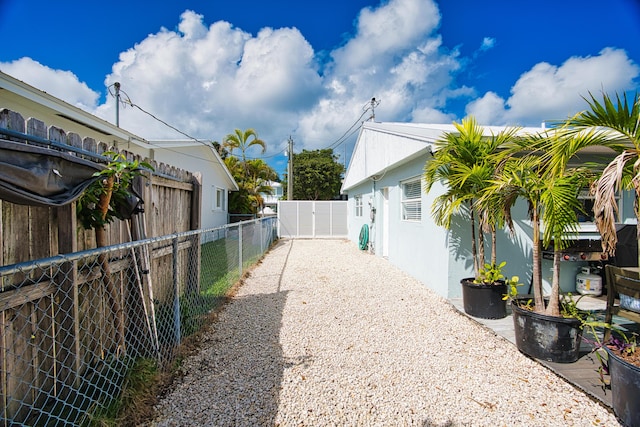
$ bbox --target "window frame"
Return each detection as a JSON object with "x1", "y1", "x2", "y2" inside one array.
[
  {"x1": 400, "y1": 177, "x2": 422, "y2": 222},
  {"x1": 354, "y1": 195, "x2": 363, "y2": 217},
  {"x1": 213, "y1": 186, "x2": 226, "y2": 211}
]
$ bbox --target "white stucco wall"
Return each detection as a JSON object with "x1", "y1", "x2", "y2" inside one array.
[{"x1": 346, "y1": 155, "x2": 453, "y2": 298}]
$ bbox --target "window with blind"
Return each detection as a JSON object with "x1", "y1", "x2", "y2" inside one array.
[{"x1": 401, "y1": 178, "x2": 422, "y2": 221}]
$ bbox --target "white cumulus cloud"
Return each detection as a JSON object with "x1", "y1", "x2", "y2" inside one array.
[
  {"x1": 466, "y1": 47, "x2": 640, "y2": 126},
  {"x1": 0, "y1": 57, "x2": 99, "y2": 111}
]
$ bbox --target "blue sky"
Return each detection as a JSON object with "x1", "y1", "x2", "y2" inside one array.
[{"x1": 1, "y1": 0, "x2": 639, "y2": 177}]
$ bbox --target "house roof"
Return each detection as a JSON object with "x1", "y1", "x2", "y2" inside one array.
[
  {"x1": 341, "y1": 121, "x2": 546, "y2": 192},
  {"x1": 148, "y1": 139, "x2": 239, "y2": 191},
  {"x1": 0, "y1": 71, "x2": 152, "y2": 149}
]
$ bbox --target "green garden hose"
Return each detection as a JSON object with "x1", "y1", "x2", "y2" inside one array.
[{"x1": 358, "y1": 224, "x2": 369, "y2": 250}]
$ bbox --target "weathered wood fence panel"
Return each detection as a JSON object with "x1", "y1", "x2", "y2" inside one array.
[
  {"x1": 0, "y1": 108, "x2": 202, "y2": 424},
  {"x1": 0, "y1": 108, "x2": 200, "y2": 261}
]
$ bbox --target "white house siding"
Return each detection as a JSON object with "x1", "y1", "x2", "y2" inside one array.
[
  {"x1": 347, "y1": 156, "x2": 452, "y2": 298},
  {"x1": 150, "y1": 142, "x2": 237, "y2": 230}
]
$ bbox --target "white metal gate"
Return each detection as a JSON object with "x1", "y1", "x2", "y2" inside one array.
[{"x1": 277, "y1": 200, "x2": 348, "y2": 238}]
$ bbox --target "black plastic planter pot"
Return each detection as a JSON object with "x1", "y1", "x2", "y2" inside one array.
[
  {"x1": 606, "y1": 347, "x2": 640, "y2": 427},
  {"x1": 460, "y1": 279, "x2": 507, "y2": 319},
  {"x1": 511, "y1": 300, "x2": 583, "y2": 363}
]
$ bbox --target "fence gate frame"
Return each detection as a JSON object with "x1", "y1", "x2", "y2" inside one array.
[{"x1": 277, "y1": 200, "x2": 348, "y2": 238}]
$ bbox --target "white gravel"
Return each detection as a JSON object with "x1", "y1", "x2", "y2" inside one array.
[{"x1": 149, "y1": 239, "x2": 620, "y2": 427}]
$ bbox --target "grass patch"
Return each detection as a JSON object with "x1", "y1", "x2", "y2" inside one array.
[{"x1": 86, "y1": 358, "x2": 159, "y2": 427}]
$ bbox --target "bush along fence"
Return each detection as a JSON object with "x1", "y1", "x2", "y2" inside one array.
[{"x1": 0, "y1": 217, "x2": 277, "y2": 426}]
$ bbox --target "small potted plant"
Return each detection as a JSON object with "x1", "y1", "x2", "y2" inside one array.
[{"x1": 461, "y1": 261, "x2": 515, "y2": 319}]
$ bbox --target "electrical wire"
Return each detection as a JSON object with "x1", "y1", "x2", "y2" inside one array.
[
  {"x1": 325, "y1": 98, "x2": 380, "y2": 151},
  {"x1": 107, "y1": 85, "x2": 239, "y2": 170},
  {"x1": 114, "y1": 87, "x2": 212, "y2": 149},
  {"x1": 110, "y1": 85, "x2": 292, "y2": 167},
  {"x1": 108, "y1": 84, "x2": 378, "y2": 169}
]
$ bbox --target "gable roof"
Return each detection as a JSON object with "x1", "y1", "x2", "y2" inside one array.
[
  {"x1": 148, "y1": 139, "x2": 239, "y2": 191},
  {"x1": 341, "y1": 121, "x2": 545, "y2": 192}
]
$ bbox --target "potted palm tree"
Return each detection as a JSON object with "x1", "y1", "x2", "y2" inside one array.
[
  {"x1": 553, "y1": 92, "x2": 640, "y2": 425},
  {"x1": 424, "y1": 116, "x2": 519, "y2": 319},
  {"x1": 482, "y1": 132, "x2": 593, "y2": 363}
]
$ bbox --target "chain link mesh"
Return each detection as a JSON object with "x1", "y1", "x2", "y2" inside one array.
[{"x1": 1, "y1": 217, "x2": 277, "y2": 426}]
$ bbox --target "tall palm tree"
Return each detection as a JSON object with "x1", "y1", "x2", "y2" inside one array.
[
  {"x1": 552, "y1": 92, "x2": 640, "y2": 265},
  {"x1": 482, "y1": 133, "x2": 591, "y2": 316},
  {"x1": 223, "y1": 128, "x2": 266, "y2": 163},
  {"x1": 424, "y1": 116, "x2": 519, "y2": 276}
]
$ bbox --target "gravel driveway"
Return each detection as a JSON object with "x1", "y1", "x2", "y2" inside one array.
[{"x1": 149, "y1": 239, "x2": 620, "y2": 426}]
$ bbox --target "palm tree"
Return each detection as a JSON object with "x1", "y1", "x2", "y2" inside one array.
[
  {"x1": 424, "y1": 116, "x2": 519, "y2": 276},
  {"x1": 223, "y1": 128, "x2": 266, "y2": 163},
  {"x1": 483, "y1": 133, "x2": 591, "y2": 316},
  {"x1": 224, "y1": 156, "x2": 277, "y2": 214},
  {"x1": 552, "y1": 92, "x2": 640, "y2": 265},
  {"x1": 244, "y1": 159, "x2": 278, "y2": 213}
]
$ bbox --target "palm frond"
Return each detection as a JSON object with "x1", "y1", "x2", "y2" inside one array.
[{"x1": 593, "y1": 152, "x2": 635, "y2": 255}]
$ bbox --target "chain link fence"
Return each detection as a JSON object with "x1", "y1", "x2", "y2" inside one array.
[{"x1": 1, "y1": 216, "x2": 277, "y2": 426}]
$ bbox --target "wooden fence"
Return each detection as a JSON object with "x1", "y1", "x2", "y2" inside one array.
[
  {"x1": 0, "y1": 108, "x2": 203, "y2": 424},
  {"x1": 0, "y1": 107, "x2": 202, "y2": 262}
]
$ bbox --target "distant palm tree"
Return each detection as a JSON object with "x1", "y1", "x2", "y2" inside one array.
[
  {"x1": 222, "y1": 128, "x2": 266, "y2": 163},
  {"x1": 224, "y1": 156, "x2": 277, "y2": 214}
]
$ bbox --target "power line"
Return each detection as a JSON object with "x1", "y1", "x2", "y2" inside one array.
[
  {"x1": 110, "y1": 85, "x2": 212, "y2": 149},
  {"x1": 109, "y1": 84, "x2": 292, "y2": 169},
  {"x1": 108, "y1": 84, "x2": 378, "y2": 172},
  {"x1": 325, "y1": 98, "x2": 380, "y2": 151},
  {"x1": 107, "y1": 84, "x2": 239, "y2": 171}
]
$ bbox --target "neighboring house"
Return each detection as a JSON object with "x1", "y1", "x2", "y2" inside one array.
[
  {"x1": 341, "y1": 121, "x2": 635, "y2": 299},
  {"x1": 261, "y1": 180, "x2": 283, "y2": 213},
  {"x1": 0, "y1": 71, "x2": 238, "y2": 230},
  {"x1": 147, "y1": 139, "x2": 238, "y2": 229}
]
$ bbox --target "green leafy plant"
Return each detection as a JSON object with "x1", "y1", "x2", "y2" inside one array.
[
  {"x1": 586, "y1": 324, "x2": 639, "y2": 389},
  {"x1": 473, "y1": 261, "x2": 507, "y2": 285},
  {"x1": 559, "y1": 293, "x2": 590, "y2": 321},
  {"x1": 76, "y1": 151, "x2": 153, "y2": 354},
  {"x1": 77, "y1": 151, "x2": 153, "y2": 230},
  {"x1": 502, "y1": 275, "x2": 524, "y2": 302}
]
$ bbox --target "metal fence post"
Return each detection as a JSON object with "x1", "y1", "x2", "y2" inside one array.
[
  {"x1": 172, "y1": 236, "x2": 181, "y2": 344},
  {"x1": 260, "y1": 218, "x2": 265, "y2": 254},
  {"x1": 238, "y1": 222, "x2": 243, "y2": 276}
]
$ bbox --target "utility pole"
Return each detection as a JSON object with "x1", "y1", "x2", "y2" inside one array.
[
  {"x1": 370, "y1": 97, "x2": 379, "y2": 121},
  {"x1": 287, "y1": 136, "x2": 293, "y2": 200},
  {"x1": 114, "y1": 82, "x2": 121, "y2": 127}
]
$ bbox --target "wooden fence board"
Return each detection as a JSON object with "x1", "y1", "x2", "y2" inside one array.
[{"x1": 0, "y1": 109, "x2": 201, "y2": 423}]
